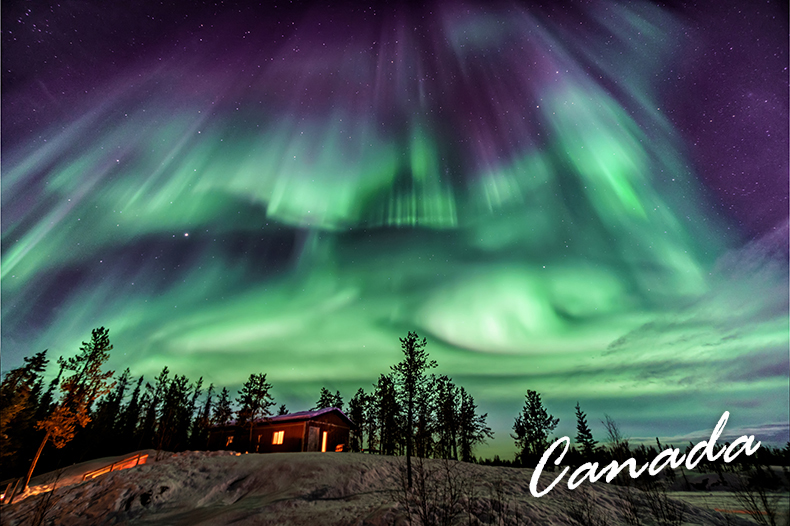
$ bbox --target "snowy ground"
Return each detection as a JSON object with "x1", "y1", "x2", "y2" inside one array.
[
  {"x1": 1, "y1": 449, "x2": 161, "y2": 502},
  {"x1": 1, "y1": 451, "x2": 783, "y2": 525}
]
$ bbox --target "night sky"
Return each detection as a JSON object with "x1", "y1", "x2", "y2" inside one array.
[{"x1": 2, "y1": 0, "x2": 788, "y2": 457}]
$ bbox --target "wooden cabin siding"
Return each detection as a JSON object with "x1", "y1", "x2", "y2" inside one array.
[
  {"x1": 313, "y1": 411, "x2": 350, "y2": 428},
  {"x1": 208, "y1": 427, "x2": 239, "y2": 451},
  {"x1": 253, "y1": 422, "x2": 305, "y2": 453},
  {"x1": 207, "y1": 408, "x2": 352, "y2": 454}
]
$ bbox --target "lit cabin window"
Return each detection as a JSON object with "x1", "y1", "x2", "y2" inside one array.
[
  {"x1": 226, "y1": 436, "x2": 234, "y2": 447},
  {"x1": 321, "y1": 431, "x2": 328, "y2": 452},
  {"x1": 272, "y1": 430, "x2": 284, "y2": 445}
]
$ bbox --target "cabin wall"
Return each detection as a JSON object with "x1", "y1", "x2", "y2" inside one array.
[
  {"x1": 207, "y1": 427, "x2": 239, "y2": 451},
  {"x1": 303, "y1": 419, "x2": 350, "y2": 452},
  {"x1": 314, "y1": 412, "x2": 351, "y2": 428},
  {"x1": 208, "y1": 412, "x2": 352, "y2": 454},
  {"x1": 254, "y1": 422, "x2": 305, "y2": 453}
]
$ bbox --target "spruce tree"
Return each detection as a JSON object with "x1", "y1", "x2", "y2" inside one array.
[
  {"x1": 156, "y1": 374, "x2": 191, "y2": 450},
  {"x1": 332, "y1": 390, "x2": 344, "y2": 412},
  {"x1": 236, "y1": 373, "x2": 274, "y2": 446},
  {"x1": 119, "y1": 375, "x2": 144, "y2": 449},
  {"x1": 391, "y1": 331, "x2": 436, "y2": 488},
  {"x1": 139, "y1": 367, "x2": 169, "y2": 448},
  {"x1": 457, "y1": 387, "x2": 493, "y2": 462},
  {"x1": 23, "y1": 328, "x2": 114, "y2": 493},
  {"x1": 0, "y1": 350, "x2": 49, "y2": 471},
  {"x1": 574, "y1": 402, "x2": 597, "y2": 458},
  {"x1": 191, "y1": 383, "x2": 214, "y2": 449},
  {"x1": 313, "y1": 387, "x2": 344, "y2": 411},
  {"x1": 313, "y1": 387, "x2": 336, "y2": 410},
  {"x1": 88, "y1": 367, "x2": 130, "y2": 457},
  {"x1": 435, "y1": 375, "x2": 459, "y2": 460},
  {"x1": 512, "y1": 390, "x2": 559, "y2": 466},
  {"x1": 348, "y1": 389, "x2": 366, "y2": 452},
  {"x1": 35, "y1": 359, "x2": 63, "y2": 423},
  {"x1": 108, "y1": 369, "x2": 131, "y2": 426},
  {"x1": 179, "y1": 377, "x2": 203, "y2": 448},
  {"x1": 212, "y1": 387, "x2": 233, "y2": 426},
  {"x1": 362, "y1": 388, "x2": 379, "y2": 454},
  {"x1": 413, "y1": 374, "x2": 436, "y2": 458},
  {"x1": 375, "y1": 373, "x2": 400, "y2": 455}
]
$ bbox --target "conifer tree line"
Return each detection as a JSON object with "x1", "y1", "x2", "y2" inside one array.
[
  {"x1": 5, "y1": 327, "x2": 787, "y2": 489},
  {"x1": 1, "y1": 328, "x2": 497, "y2": 483},
  {"x1": 500, "y1": 392, "x2": 790, "y2": 471},
  {"x1": 346, "y1": 334, "x2": 493, "y2": 467}
]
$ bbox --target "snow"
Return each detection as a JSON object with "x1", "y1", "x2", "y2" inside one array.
[{"x1": 0, "y1": 451, "x2": 773, "y2": 525}]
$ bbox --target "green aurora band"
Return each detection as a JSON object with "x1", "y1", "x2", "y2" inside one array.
[{"x1": 2, "y1": 2, "x2": 787, "y2": 456}]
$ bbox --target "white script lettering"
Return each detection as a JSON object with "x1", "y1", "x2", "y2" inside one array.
[{"x1": 529, "y1": 412, "x2": 760, "y2": 498}]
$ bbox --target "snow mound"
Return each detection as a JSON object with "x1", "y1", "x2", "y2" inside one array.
[{"x1": 1, "y1": 451, "x2": 755, "y2": 525}]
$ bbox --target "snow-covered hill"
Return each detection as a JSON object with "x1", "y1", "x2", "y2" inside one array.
[{"x1": 0, "y1": 451, "x2": 762, "y2": 525}]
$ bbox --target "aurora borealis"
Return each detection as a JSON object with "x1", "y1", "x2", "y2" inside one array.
[{"x1": 2, "y1": 0, "x2": 788, "y2": 457}]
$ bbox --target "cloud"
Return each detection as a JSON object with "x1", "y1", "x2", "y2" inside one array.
[{"x1": 635, "y1": 420, "x2": 790, "y2": 449}]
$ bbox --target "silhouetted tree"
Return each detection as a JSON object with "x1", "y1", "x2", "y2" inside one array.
[
  {"x1": 138, "y1": 367, "x2": 169, "y2": 448},
  {"x1": 25, "y1": 351, "x2": 50, "y2": 401},
  {"x1": 512, "y1": 390, "x2": 558, "y2": 467},
  {"x1": 413, "y1": 374, "x2": 436, "y2": 458},
  {"x1": 236, "y1": 373, "x2": 274, "y2": 445},
  {"x1": 35, "y1": 359, "x2": 63, "y2": 423},
  {"x1": 24, "y1": 328, "x2": 115, "y2": 492},
  {"x1": 375, "y1": 374, "x2": 400, "y2": 455},
  {"x1": 391, "y1": 331, "x2": 436, "y2": 488},
  {"x1": 212, "y1": 387, "x2": 233, "y2": 426},
  {"x1": 156, "y1": 375, "x2": 182, "y2": 450},
  {"x1": 602, "y1": 413, "x2": 629, "y2": 460},
  {"x1": 191, "y1": 383, "x2": 214, "y2": 449},
  {"x1": 575, "y1": 402, "x2": 597, "y2": 458},
  {"x1": 313, "y1": 387, "x2": 344, "y2": 411},
  {"x1": 107, "y1": 368, "x2": 131, "y2": 425},
  {"x1": 118, "y1": 375, "x2": 144, "y2": 449},
  {"x1": 333, "y1": 391, "x2": 344, "y2": 411},
  {"x1": 348, "y1": 389, "x2": 367, "y2": 452},
  {"x1": 435, "y1": 375, "x2": 459, "y2": 460},
  {"x1": 457, "y1": 387, "x2": 492, "y2": 462},
  {"x1": 87, "y1": 368, "x2": 130, "y2": 457},
  {"x1": 3, "y1": 328, "x2": 509, "y2": 482},
  {"x1": 156, "y1": 374, "x2": 198, "y2": 451},
  {"x1": 359, "y1": 387, "x2": 378, "y2": 453},
  {"x1": 180, "y1": 377, "x2": 203, "y2": 448},
  {"x1": 0, "y1": 350, "x2": 49, "y2": 470}
]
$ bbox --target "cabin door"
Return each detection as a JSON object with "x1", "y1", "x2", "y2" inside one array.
[{"x1": 307, "y1": 426, "x2": 320, "y2": 451}]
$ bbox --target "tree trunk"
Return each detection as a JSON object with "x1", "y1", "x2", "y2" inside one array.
[
  {"x1": 406, "y1": 393, "x2": 413, "y2": 489},
  {"x1": 19, "y1": 432, "x2": 49, "y2": 499}
]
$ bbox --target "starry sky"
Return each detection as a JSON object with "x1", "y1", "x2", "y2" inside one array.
[{"x1": 2, "y1": 0, "x2": 788, "y2": 457}]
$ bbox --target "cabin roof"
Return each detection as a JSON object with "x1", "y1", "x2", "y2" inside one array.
[
  {"x1": 268, "y1": 407, "x2": 353, "y2": 426},
  {"x1": 217, "y1": 407, "x2": 353, "y2": 428}
]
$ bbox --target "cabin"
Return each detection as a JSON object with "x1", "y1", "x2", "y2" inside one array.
[{"x1": 208, "y1": 407, "x2": 353, "y2": 453}]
